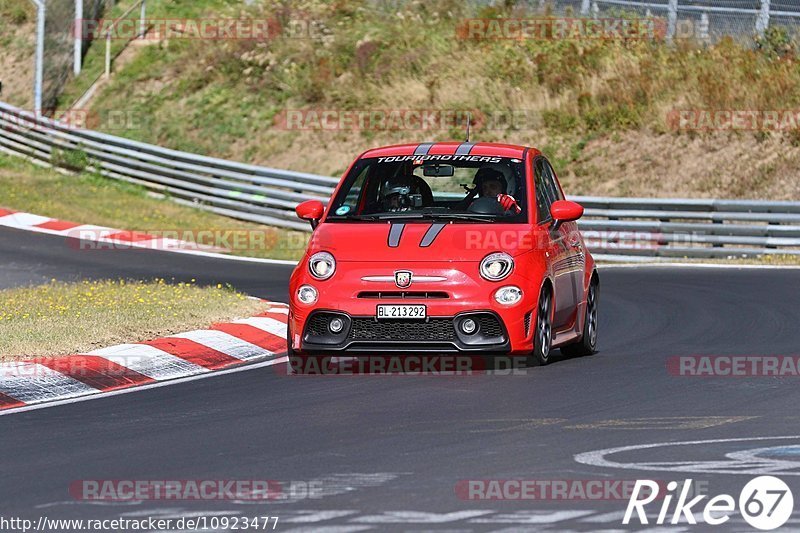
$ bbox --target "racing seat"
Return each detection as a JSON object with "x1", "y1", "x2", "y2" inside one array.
[{"x1": 412, "y1": 176, "x2": 434, "y2": 207}]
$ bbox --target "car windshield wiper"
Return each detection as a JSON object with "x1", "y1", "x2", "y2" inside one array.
[
  {"x1": 339, "y1": 214, "x2": 383, "y2": 221},
  {"x1": 334, "y1": 212, "x2": 497, "y2": 222},
  {"x1": 336, "y1": 213, "x2": 424, "y2": 221},
  {"x1": 419, "y1": 213, "x2": 498, "y2": 223}
]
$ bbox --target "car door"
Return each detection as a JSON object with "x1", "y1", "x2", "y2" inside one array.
[
  {"x1": 541, "y1": 159, "x2": 584, "y2": 324},
  {"x1": 534, "y1": 157, "x2": 574, "y2": 329}
]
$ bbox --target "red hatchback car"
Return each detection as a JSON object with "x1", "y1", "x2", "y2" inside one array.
[{"x1": 288, "y1": 141, "x2": 598, "y2": 366}]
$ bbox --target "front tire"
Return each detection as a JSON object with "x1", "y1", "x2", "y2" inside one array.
[
  {"x1": 527, "y1": 286, "x2": 553, "y2": 366},
  {"x1": 286, "y1": 322, "x2": 307, "y2": 374},
  {"x1": 561, "y1": 277, "x2": 599, "y2": 357}
]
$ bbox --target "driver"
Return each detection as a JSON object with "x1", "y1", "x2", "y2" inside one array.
[
  {"x1": 472, "y1": 167, "x2": 521, "y2": 214},
  {"x1": 381, "y1": 175, "x2": 415, "y2": 212}
]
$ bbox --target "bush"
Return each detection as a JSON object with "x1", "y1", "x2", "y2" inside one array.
[
  {"x1": 0, "y1": 0, "x2": 29, "y2": 24},
  {"x1": 51, "y1": 147, "x2": 90, "y2": 172},
  {"x1": 755, "y1": 26, "x2": 796, "y2": 60}
]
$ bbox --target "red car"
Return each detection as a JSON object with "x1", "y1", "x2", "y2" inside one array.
[{"x1": 288, "y1": 141, "x2": 598, "y2": 367}]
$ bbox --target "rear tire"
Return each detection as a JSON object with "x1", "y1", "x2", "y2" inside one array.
[
  {"x1": 527, "y1": 286, "x2": 553, "y2": 366},
  {"x1": 561, "y1": 277, "x2": 599, "y2": 357}
]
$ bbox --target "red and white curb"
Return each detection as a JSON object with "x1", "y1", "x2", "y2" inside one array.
[
  {"x1": 0, "y1": 208, "x2": 226, "y2": 253},
  {"x1": 0, "y1": 304, "x2": 289, "y2": 411}
]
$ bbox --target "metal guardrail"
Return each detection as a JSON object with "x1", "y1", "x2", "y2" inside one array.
[
  {"x1": 573, "y1": 196, "x2": 800, "y2": 258},
  {"x1": 577, "y1": 0, "x2": 800, "y2": 40},
  {"x1": 0, "y1": 101, "x2": 337, "y2": 232},
  {"x1": 0, "y1": 100, "x2": 798, "y2": 259}
]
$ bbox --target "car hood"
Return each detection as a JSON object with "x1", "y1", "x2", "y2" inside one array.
[{"x1": 308, "y1": 221, "x2": 533, "y2": 262}]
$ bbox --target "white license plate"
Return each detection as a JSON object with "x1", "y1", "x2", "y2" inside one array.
[{"x1": 376, "y1": 304, "x2": 427, "y2": 320}]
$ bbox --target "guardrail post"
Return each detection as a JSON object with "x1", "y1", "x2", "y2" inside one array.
[
  {"x1": 105, "y1": 31, "x2": 111, "y2": 78},
  {"x1": 667, "y1": 0, "x2": 679, "y2": 42},
  {"x1": 29, "y1": 0, "x2": 45, "y2": 116},
  {"x1": 699, "y1": 13, "x2": 709, "y2": 42},
  {"x1": 139, "y1": 0, "x2": 147, "y2": 38},
  {"x1": 74, "y1": 0, "x2": 83, "y2": 76},
  {"x1": 756, "y1": 0, "x2": 770, "y2": 37}
]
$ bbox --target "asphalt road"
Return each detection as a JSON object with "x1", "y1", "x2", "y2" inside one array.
[
  {"x1": 0, "y1": 226, "x2": 293, "y2": 301},
  {"x1": 2, "y1": 227, "x2": 800, "y2": 532}
]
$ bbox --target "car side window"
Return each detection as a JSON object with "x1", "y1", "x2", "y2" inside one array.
[
  {"x1": 541, "y1": 159, "x2": 564, "y2": 202},
  {"x1": 534, "y1": 158, "x2": 552, "y2": 224},
  {"x1": 339, "y1": 164, "x2": 370, "y2": 213}
]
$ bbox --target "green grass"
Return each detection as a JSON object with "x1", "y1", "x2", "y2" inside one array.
[
  {"x1": 0, "y1": 0, "x2": 31, "y2": 25},
  {"x1": 0, "y1": 278, "x2": 269, "y2": 359},
  {"x1": 52, "y1": 0, "x2": 799, "y2": 176},
  {"x1": 0, "y1": 153, "x2": 308, "y2": 260},
  {"x1": 8, "y1": 0, "x2": 798, "y2": 236},
  {"x1": 56, "y1": 0, "x2": 243, "y2": 111}
]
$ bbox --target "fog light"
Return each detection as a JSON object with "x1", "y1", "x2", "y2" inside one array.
[
  {"x1": 495, "y1": 286, "x2": 523, "y2": 305},
  {"x1": 297, "y1": 285, "x2": 318, "y2": 304},
  {"x1": 329, "y1": 317, "x2": 344, "y2": 333},
  {"x1": 461, "y1": 318, "x2": 477, "y2": 335}
]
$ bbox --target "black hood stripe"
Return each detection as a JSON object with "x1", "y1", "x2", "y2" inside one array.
[
  {"x1": 388, "y1": 223, "x2": 405, "y2": 247},
  {"x1": 420, "y1": 223, "x2": 447, "y2": 247},
  {"x1": 455, "y1": 142, "x2": 476, "y2": 155},
  {"x1": 413, "y1": 142, "x2": 434, "y2": 156}
]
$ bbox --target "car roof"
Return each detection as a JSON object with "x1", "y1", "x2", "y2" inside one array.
[{"x1": 360, "y1": 141, "x2": 539, "y2": 160}]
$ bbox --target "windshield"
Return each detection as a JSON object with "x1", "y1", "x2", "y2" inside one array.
[{"x1": 326, "y1": 155, "x2": 528, "y2": 223}]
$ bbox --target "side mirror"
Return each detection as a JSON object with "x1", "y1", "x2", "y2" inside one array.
[
  {"x1": 296, "y1": 200, "x2": 324, "y2": 229},
  {"x1": 549, "y1": 200, "x2": 584, "y2": 231}
]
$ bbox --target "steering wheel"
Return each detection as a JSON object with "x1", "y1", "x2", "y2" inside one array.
[{"x1": 467, "y1": 196, "x2": 504, "y2": 216}]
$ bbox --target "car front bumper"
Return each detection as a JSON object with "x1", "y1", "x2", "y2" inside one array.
[
  {"x1": 298, "y1": 309, "x2": 513, "y2": 353},
  {"x1": 289, "y1": 261, "x2": 543, "y2": 355}
]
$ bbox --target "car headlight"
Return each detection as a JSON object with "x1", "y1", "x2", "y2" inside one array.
[
  {"x1": 480, "y1": 252, "x2": 514, "y2": 281},
  {"x1": 308, "y1": 252, "x2": 336, "y2": 280},
  {"x1": 495, "y1": 286, "x2": 523, "y2": 305},
  {"x1": 297, "y1": 285, "x2": 318, "y2": 304}
]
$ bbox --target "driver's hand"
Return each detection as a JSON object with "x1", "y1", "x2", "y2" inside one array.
[{"x1": 497, "y1": 194, "x2": 522, "y2": 214}]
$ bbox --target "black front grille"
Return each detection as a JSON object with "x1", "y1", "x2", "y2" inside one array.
[
  {"x1": 477, "y1": 315, "x2": 504, "y2": 338},
  {"x1": 358, "y1": 291, "x2": 449, "y2": 299},
  {"x1": 524, "y1": 311, "x2": 533, "y2": 337},
  {"x1": 306, "y1": 313, "x2": 333, "y2": 337},
  {"x1": 348, "y1": 318, "x2": 456, "y2": 342}
]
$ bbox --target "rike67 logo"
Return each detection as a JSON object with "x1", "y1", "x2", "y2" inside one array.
[{"x1": 624, "y1": 476, "x2": 794, "y2": 530}]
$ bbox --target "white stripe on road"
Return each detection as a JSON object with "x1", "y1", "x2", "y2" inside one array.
[
  {"x1": 0, "y1": 362, "x2": 96, "y2": 404},
  {"x1": 169, "y1": 330, "x2": 273, "y2": 360},
  {"x1": 470, "y1": 510, "x2": 595, "y2": 524},
  {"x1": 0, "y1": 356, "x2": 289, "y2": 417},
  {"x1": 353, "y1": 511, "x2": 494, "y2": 524},
  {"x1": 88, "y1": 344, "x2": 208, "y2": 380},
  {"x1": 233, "y1": 316, "x2": 288, "y2": 337},
  {"x1": 282, "y1": 511, "x2": 360, "y2": 524},
  {"x1": 284, "y1": 520, "x2": 374, "y2": 533},
  {"x1": 580, "y1": 510, "x2": 627, "y2": 523},
  {"x1": 0, "y1": 213, "x2": 52, "y2": 228}
]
